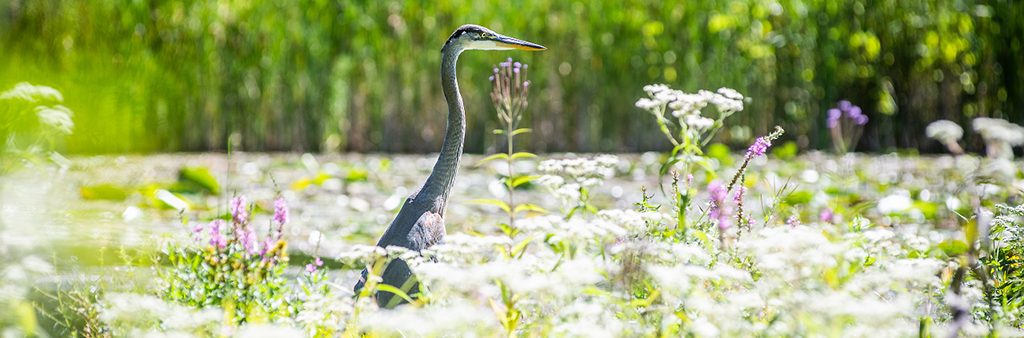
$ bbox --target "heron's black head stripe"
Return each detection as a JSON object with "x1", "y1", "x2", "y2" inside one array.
[{"x1": 444, "y1": 24, "x2": 493, "y2": 46}]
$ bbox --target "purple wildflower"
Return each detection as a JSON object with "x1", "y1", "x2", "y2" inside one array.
[
  {"x1": 260, "y1": 237, "x2": 275, "y2": 255},
  {"x1": 707, "y1": 179, "x2": 733, "y2": 230},
  {"x1": 819, "y1": 208, "x2": 833, "y2": 222},
  {"x1": 846, "y1": 106, "x2": 862, "y2": 118},
  {"x1": 855, "y1": 115, "x2": 868, "y2": 125},
  {"x1": 192, "y1": 222, "x2": 205, "y2": 242},
  {"x1": 838, "y1": 100, "x2": 852, "y2": 111},
  {"x1": 208, "y1": 219, "x2": 227, "y2": 248},
  {"x1": 746, "y1": 136, "x2": 772, "y2": 157},
  {"x1": 230, "y1": 196, "x2": 248, "y2": 223},
  {"x1": 734, "y1": 185, "x2": 746, "y2": 202},
  {"x1": 210, "y1": 233, "x2": 227, "y2": 248},
  {"x1": 305, "y1": 257, "x2": 324, "y2": 274},
  {"x1": 240, "y1": 226, "x2": 259, "y2": 255},
  {"x1": 827, "y1": 108, "x2": 841, "y2": 129},
  {"x1": 787, "y1": 215, "x2": 801, "y2": 227},
  {"x1": 273, "y1": 197, "x2": 290, "y2": 224}
]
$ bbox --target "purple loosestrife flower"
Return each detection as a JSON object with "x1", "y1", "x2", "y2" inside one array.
[
  {"x1": 306, "y1": 257, "x2": 324, "y2": 273},
  {"x1": 827, "y1": 109, "x2": 841, "y2": 128},
  {"x1": 192, "y1": 222, "x2": 205, "y2": 242},
  {"x1": 238, "y1": 226, "x2": 259, "y2": 255},
  {"x1": 828, "y1": 100, "x2": 867, "y2": 154},
  {"x1": 230, "y1": 196, "x2": 248, "y2": 223},
  {"x1": 787, "y1": 215, "x2": 801, "y2": 227},
  {"x1": 260, "y1": 237, "x2": 275, "y2": 255},
  {"x1": 746, "y1": 136, "x2": 772, "y2": 157},
  {"x1": 707, "y1": 179, "x2": 733, "y2": 230},
  {"x1": 208, "y1": 219, "x2": 227, "y2": 248},
  {"x1": 207, "y1": 222, "x2": 225, "y2": 248},
  {"x1": 273, "y1": 197, "x2": 290, "y2": 224}
]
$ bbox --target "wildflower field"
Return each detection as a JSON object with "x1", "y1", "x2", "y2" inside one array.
[
  {"x1": 3, "y1": 1, "x2": 1024, "y2": 335},
  {"x1": 4, "y1": 79, "x2": 1024, "y2": 338}
]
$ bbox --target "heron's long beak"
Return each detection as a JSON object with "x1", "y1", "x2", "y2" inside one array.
[{"x1": 493, "y1": 35, "x2": 546, "y2": 51}]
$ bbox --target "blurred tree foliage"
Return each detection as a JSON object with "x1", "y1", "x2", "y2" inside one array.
[{"x1": 0, "y1": 0, "x2": 1021, "y2": 154}]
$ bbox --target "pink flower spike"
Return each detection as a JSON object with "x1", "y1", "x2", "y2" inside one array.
[
  {"x1": 230, "y1": 196, "x2": 248, "y2": 223},
  {"x1": 273, "y1": 197, "x2": 290, "y2": 224},
  {"x1": 707, "y1": 179, "x2": 733, "y2": 230},
  {"x1": 746, "y1": 136, "x2": 772, "y2": 157},
  {"x1": 306, "y1": 263, "x2": 317, "y2": 274}
]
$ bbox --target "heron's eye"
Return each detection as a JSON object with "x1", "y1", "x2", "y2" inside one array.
[{"x1": 479, "y1": 33, "x2": 491, "y2": 39}]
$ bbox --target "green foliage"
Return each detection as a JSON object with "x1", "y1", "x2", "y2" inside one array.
[
  {"x1": 771, "y1": 141, "x2": 798, "y2": 160},
  {"x1": 3, "y1": 0, "x2": 1021, "y2": 153},
  {"x1": 0, "y1": 82, "x2": 75, "y2": 171},
  {"x1": 987, "y1": 203, "x2": 1024, "y2": 327},
  {"x1": 178, "y1": 167, "x2": 220, "y2": 195},
  {"x1": 158, "y1": 196, "x2": 296, "y2": 325}
]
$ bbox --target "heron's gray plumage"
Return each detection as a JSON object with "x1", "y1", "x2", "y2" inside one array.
[{"x1": 354, "y1": 24, "x2": 543, "y2": 308}]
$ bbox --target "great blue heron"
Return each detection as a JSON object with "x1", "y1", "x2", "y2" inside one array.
[{"x1": 354, "y1": 24, "x2": 545, "y2": 307}]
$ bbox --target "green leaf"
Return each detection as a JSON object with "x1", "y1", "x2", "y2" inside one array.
[
  {"x1": 493, "y1": 129, "x2": 506, "y2": 134},
  {"x1": 467, "y1": 199, "x2": 511, "y2": 213},
  {"x1": 511, "y1": 152, "x2": 537, "y2": 160},
  {"x1": 474, "y1": 153, "x2": 509, "y2": 167},
  {"x1": 513, "y1": 203, "x2": 550, "y2": 214},
  {"x1": 376, "y1": 284, "x2": 415, "y2": 306},
  {"x1": 510, "y1": 128, "x2": 533, "y2": 136},
  {"x1": 511, "y1": 235, "x2": 536, "y2": 258},
  {"x1": 707, "y1": 143, "x2": 733, "y2": 166},
  {"x1": 512, "y1": 175, "x2": 542, "y2": 187},
  {"x1": 79, "y1": 184, "x2": 128, "y2": 201},
  {"x1": 938, "y1": 240, "x2": 968, "y2": 256},
  {"x1": 179, "y1": 166, "x2": 220, "y2": 194}
]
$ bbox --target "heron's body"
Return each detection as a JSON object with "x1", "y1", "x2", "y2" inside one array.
[{"x1": 354, "y1": 25, "x2": 544, "y2": 307}]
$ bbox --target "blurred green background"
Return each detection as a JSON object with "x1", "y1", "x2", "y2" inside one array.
[{"x1": 1, "y1": 0, "x2": 1021, "y2": 154}]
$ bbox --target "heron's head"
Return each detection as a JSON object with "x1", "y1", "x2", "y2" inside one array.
[{"x1": 443, "y1": 24, "x2": 546, "y2": 53}]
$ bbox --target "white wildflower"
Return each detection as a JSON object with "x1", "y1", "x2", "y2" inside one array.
[
  {"x1": 361, "y1": 301, "x2": 500, "y2": 335},
  {"x1": 642, "y1": 84, "x2": 670, "y2": 95},
  {"x1": 717, "y1": 87, "x2": 744, "y2": 100},
  {"x1": 707, "y1": 92, "x2": 744, "y2": 112},
  {"x1": 973, "y1": 117, "x2": 1024, "y2": 144},
  {"x1": 684, "y1": 115, "x2": 714, "y2": 130},
  {"x1": 235, "y1": 324, "x2": 305, "y2": 338},
  {"x1": 877, "y1": 193, "x2": 912, "y2": 214},
  {"x1": 336, "y1": 245, "x2": 387, "y2": 267},
  {"x1": 35, "y1": 105, "x2": 75, "y2": 135},
  {"x1": 634, "y1": 97, "x2": 661, "y2": 110},
  {"x1": 0, "y1": 82, "x2": 64, "y2": 102},
  {"x1": 925, "y1": 119, "x2": 963, "y2": 142},
  {"x1": 973, "y1": 117, "x2": 1024, "y2": 159}
]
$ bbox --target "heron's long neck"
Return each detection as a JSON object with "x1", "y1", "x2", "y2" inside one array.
[{"x1": 422, "y1": 47, "x2": 465, "y2": 214}]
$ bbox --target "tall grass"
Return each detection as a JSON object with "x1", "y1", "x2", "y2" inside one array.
[{"x1": 1, "y1": 0, "x2": 1021, "y2": 154}]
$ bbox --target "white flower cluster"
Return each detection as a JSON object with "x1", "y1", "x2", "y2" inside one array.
[
  {"x1": 294, "y1": 292, "x2": 355, "y2": 334},
  {"x1": 536, "y1": 155, "x2": 620, "y2": 211},
  {"x1": 537, "y1": 154, "x2": 619, "y2": 181},
  {"x1": 973, "y1": 117, "x2": 1024, "y2": 159},
  {"x1": 925, "y1": 119, "x2": 963, "y2": 142},
  {"x1": 636, "y1": 84, "x2": 744, "y2": 120},
  {"x1": 99, "y1": 293, "x2": 224, "y2": 337},
  {"x1": 597, "y1": 209, "x2": 671, "y2": 234},
  {"x1": 517, "y1": 215, "x2": 626, "y2": 243},
  {"x1": 357, "y1": 300, "x2": 499, "y2": 335},
  {"x1": 426, "y1": 233, "x2": 512, "y2": 263},
  {"x1": 334, "y1": 244, "x2": 387, "y2": 267},
  {"x1": 0, "y1": 82, "x2": 63, "y2": 103},
  {"x1": 973, "y1": 117, "x2": 1024, "y2": 144}
]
